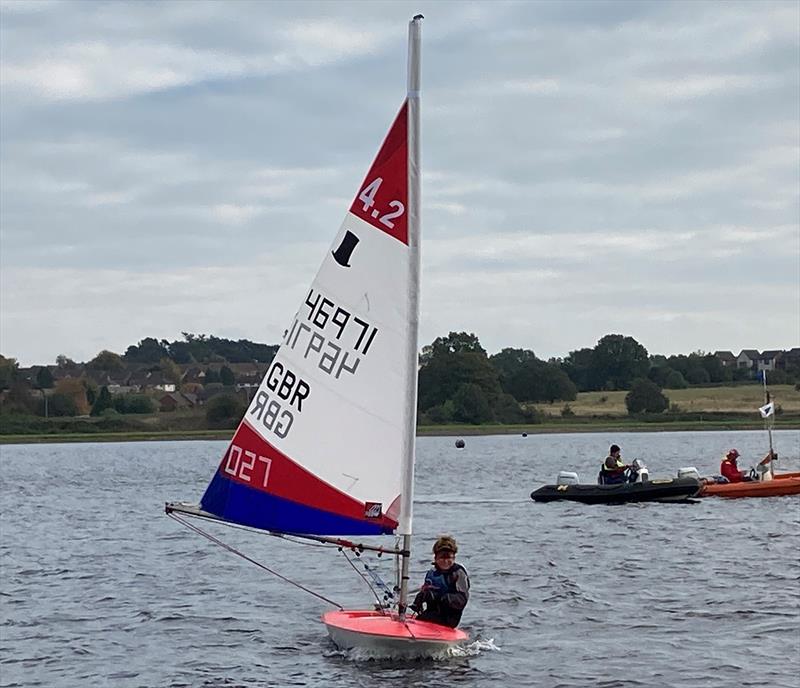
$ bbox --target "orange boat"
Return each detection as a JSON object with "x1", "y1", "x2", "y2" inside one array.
[{"x1": 699, "y1": 472, "x2": 800, "y2": 499}]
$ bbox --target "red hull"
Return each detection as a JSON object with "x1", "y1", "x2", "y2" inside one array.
[
  {"x1": 700, "y1": 472, "x2": 800, "y2": 499},
  {"x1": 323, "y1": 609, "x2": 468, "y2": 655}
]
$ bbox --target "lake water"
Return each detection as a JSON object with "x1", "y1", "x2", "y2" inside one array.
[{"x1": 1, "y1": 430, "x2": 799, "y2": 688}]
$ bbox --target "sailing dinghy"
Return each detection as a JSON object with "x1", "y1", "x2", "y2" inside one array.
[{"x1": 166, "y1": 16, "x2": 468, "y2": 656}]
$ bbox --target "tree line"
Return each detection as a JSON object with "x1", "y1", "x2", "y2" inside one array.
[{"x1": 2, "y1": 331, "x2": 797, "y2": 425}]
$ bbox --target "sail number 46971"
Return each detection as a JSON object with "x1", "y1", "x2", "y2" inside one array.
[{"x1": 358, "y1": 177, "x2": 404, "y2": 228}]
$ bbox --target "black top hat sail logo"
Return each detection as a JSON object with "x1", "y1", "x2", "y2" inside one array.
[{"x1": 332, "y1": 230, "x2": 360, "y2": 267}]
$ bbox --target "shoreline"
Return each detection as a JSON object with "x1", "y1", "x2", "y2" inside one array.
[{"x1": 1, "y1": 420, "x2": 796, "y2": 445}]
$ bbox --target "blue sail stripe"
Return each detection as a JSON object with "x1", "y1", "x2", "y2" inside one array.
[{"x1": 200, "y1": 471, "x2": 393, "y2": 536}]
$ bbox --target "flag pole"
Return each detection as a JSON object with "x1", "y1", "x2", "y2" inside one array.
[{"x1": 762, "y1": 370, "x2": 774, "y2": 458}]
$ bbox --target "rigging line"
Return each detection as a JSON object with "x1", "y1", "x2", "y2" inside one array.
[
  {"x1": 169, "y1": 512, "x2": 343, "y2": 610},
  {"x1": 340, "y1": 549, "x2": 384, "y2": 609}
]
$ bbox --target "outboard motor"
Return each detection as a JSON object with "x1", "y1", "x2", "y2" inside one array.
[
  {"x1": 557, "y1": 471, "x2": 580, "y2": 486},
  {"x1": 677, "y1": 466, "x2": 700, "y2": 480},
  {"x1": 628, "y1": 458, "x2": 649, "y2": 483},
  {"x1": 755, "y1": 462, "x2": 773, "y2": 482}
]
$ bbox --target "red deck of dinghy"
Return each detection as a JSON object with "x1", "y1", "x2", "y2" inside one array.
[{"x1": 323, "y1": 610, "x2": 468, "y2": 647}]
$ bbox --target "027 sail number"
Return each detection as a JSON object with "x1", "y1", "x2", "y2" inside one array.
[
  {"x1": 223, "y1": 443, "x2": 272, "y2": 487},
  {"x1": 357, "y1": 177, "x2": 404, "y2": 228}
]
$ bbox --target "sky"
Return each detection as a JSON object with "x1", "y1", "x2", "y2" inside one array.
[{"x1": 1, "y1": 0, "x2": 798, "y2": 367}]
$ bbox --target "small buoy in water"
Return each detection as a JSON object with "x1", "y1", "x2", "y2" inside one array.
[
  {"x1": 522, "y1": 432, "x2": 528, "y2": 437},
  {"x1": 455, "y1": 438, "x2": 465, "y2": 449}
]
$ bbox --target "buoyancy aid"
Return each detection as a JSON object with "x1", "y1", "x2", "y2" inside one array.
[
  {"x1": 413, "y1": 563, "x2": 470, "y2": 628},
  {"x1": 599, "y1": 455, "x2": 627, "y2": 484},
  {"x1": 720, "y1": 457, "x2": 744, "y2": 483}
]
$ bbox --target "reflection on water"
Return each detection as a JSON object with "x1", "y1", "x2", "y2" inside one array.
[{"x1": 1, "y1": 430, "x2": 798, "y2": 687}]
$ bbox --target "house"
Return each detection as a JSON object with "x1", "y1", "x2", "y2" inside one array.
[
  {"x1": 736, "y1": 350, "x2": 760, "y2": 370},
  {"x1": 757, "y1": 350, "x2": 783, "y2": 372},
  {"x1": 776, "y1": 348, "x2": 800, "y2": 371},
  {"x1": 158, "y1": 392, "x2": 198, "y2": 412},
  {"x1": 128, "y1": 369, "x2": 176, "y2": 393},
  {"x1": 181, "y1": 366, "x2": 207, "y2": 384},
  {"x1": 714, "y1": 351, "x2": 736, "y2": 367}
]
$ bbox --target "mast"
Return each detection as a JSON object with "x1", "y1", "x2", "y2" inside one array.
[{"x1": 398, "y1": 14, "x2": 422, "y2": 617}]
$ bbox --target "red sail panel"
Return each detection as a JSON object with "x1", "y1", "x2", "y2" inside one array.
[
  {"x1": 349, "y1": 101, "x2": 408, "y2": 244},
  {"x1": 210, "y1": 420, "x2": 398, "y2": 531}
]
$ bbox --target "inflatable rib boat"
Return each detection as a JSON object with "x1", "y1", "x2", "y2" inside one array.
[
  {"x1": 531, "y1": 477, "x2": 701, "y2": 504},
  {"x1": 531, "y1": 461, "x2": 701, "y2": 504}
]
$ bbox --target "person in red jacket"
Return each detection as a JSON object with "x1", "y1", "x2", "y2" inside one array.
[{"x1": 720, "y1": 449, "x2": 751, "y2": 483}]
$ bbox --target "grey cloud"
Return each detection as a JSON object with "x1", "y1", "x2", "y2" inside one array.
[{"x1": 1, "y1": 0, "x2": 797, "y2": 365}]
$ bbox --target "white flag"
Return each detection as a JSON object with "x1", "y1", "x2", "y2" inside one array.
[{"x1": 759, "y1": 402, "x2": 774, "y2": 418}]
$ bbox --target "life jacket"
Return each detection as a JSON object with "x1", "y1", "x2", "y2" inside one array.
[
  {"x1": 599, "y1": 456, "x2": 626, "y2": 484},
  {"x1": 417, "y1": 563, "x2": 470, "y2": 628},
  {"x1": 720, "y1": 458, "x2": 744, "y2": 483}
]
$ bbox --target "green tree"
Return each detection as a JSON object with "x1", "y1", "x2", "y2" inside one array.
[
  {"x1": 114, "y1": 394, "x2": 156, "y2": 414},
  {"x1": 702, "y1": 353, "x2": 728, "y2": 383},
  {"x1": 648, "y1": 365, "x2": 673, "y2": 388},
  {"x1": 493, "y1": 393, "x2": 531, "y2": 423},
  {"x1": 47, "y1": 392, "x2": 79, "y2": 417},
  {"x1": 124, "y1": 337, "x2": 169, "y2": 363},
  {"x1": 591, "y1": 334, "x2": 649, "y2": 391},
  {"x1": 204, "y1": 367, "x2": 221, "y2": 384},
  {"x1": 419, "y1": 332, "x2": 486, "y2": 366},
  {"x1": 35, "y1": 366, "x2": 55, "y2": 389},
  {"x1": 54, "y1": 378, "x2": 90, "y2": 415},
  {"x1": 2, "y1": 380, "x2": 35, "y2": 414},
  {"x1": 220, "y1": 365, "x2": 236, "y2": 386},
  {"x1": 451, "y1": 383, "x2": 492, "y2": 424},
  {"x1": 418, "y1": 347, "x2": 501, "y2": 412},
  {"x1": 625, "y1": 378, "x2": 669, "y2": 414},
  {"x1": 159, "y1": 357, "x2": 182, "y2": 384},
  {"x1": 490, "y1": 348, "x2": 576, "y2": 403},
  {"x1": 87, "y1": 350, "x2": 125, "y2": 371},
  {"x1": 538, "y1": 364, "x2": 578, "y2": 403},
  {"x1": 91, "y1": 386, "x2": 113, "y2": 416},
  {"x1": 55, "y1": 354, "x2": 78, "y2": 370},
  {"x1": 206, "y1": 393, "x2": 246, "y2": 428},
  {"x1": 665, "y1": 370, "x2": 688, "y2": 389},
  {"x1": 0, "y1": 355, "x2": 18, "y2": 391},
  {"x1": 686, "y1": 366, "x2": 710, "y2": 385},
  {"x1": 561, "y1": 347, "x2": 595, "y2": 391}
]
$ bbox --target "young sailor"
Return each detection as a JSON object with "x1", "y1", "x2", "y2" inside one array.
[{"x1": 410, "y1": 535, "x2": 470, "y2": 628}]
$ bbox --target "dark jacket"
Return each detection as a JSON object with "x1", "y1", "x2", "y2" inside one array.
[{"x1": 410, "y1": 562, "x2": 470, "y2": 628}]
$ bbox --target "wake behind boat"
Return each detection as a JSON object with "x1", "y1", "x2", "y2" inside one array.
[
  {"x1": 166, "y1": 16, "x2": 467, "y2": 658},
  {"x1": 531, "y1": 461, "x2": 701, "y2": 504}
]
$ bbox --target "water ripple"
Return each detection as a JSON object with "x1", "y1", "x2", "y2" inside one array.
[{"x1": 0, "y1": 432, "x2": 798, "y2": 687}]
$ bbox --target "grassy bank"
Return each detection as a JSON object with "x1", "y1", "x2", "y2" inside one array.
[
  {"x1": 1, "y1": 417, "x2": 796, "y2": 445},
  {"x1": 1, "y1": 385, "x2": 797, "y2": 444}
]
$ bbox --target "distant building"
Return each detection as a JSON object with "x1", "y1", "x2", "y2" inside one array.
[
  {"x1": 158, "y1": 392, "x2": 198, "y2": 412},
  {"x1": 757, "y1": 350, "x2": 783, "y2": 372},
  {"x1": 776, "y1": 348, "x2": 800, "y2": 371},
  {"x1": 736, "y1": 350, "x2": 760, "y2": 370},
  {"x1": 714, "y1": 351, "x2": 736, "y2": 367}
]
